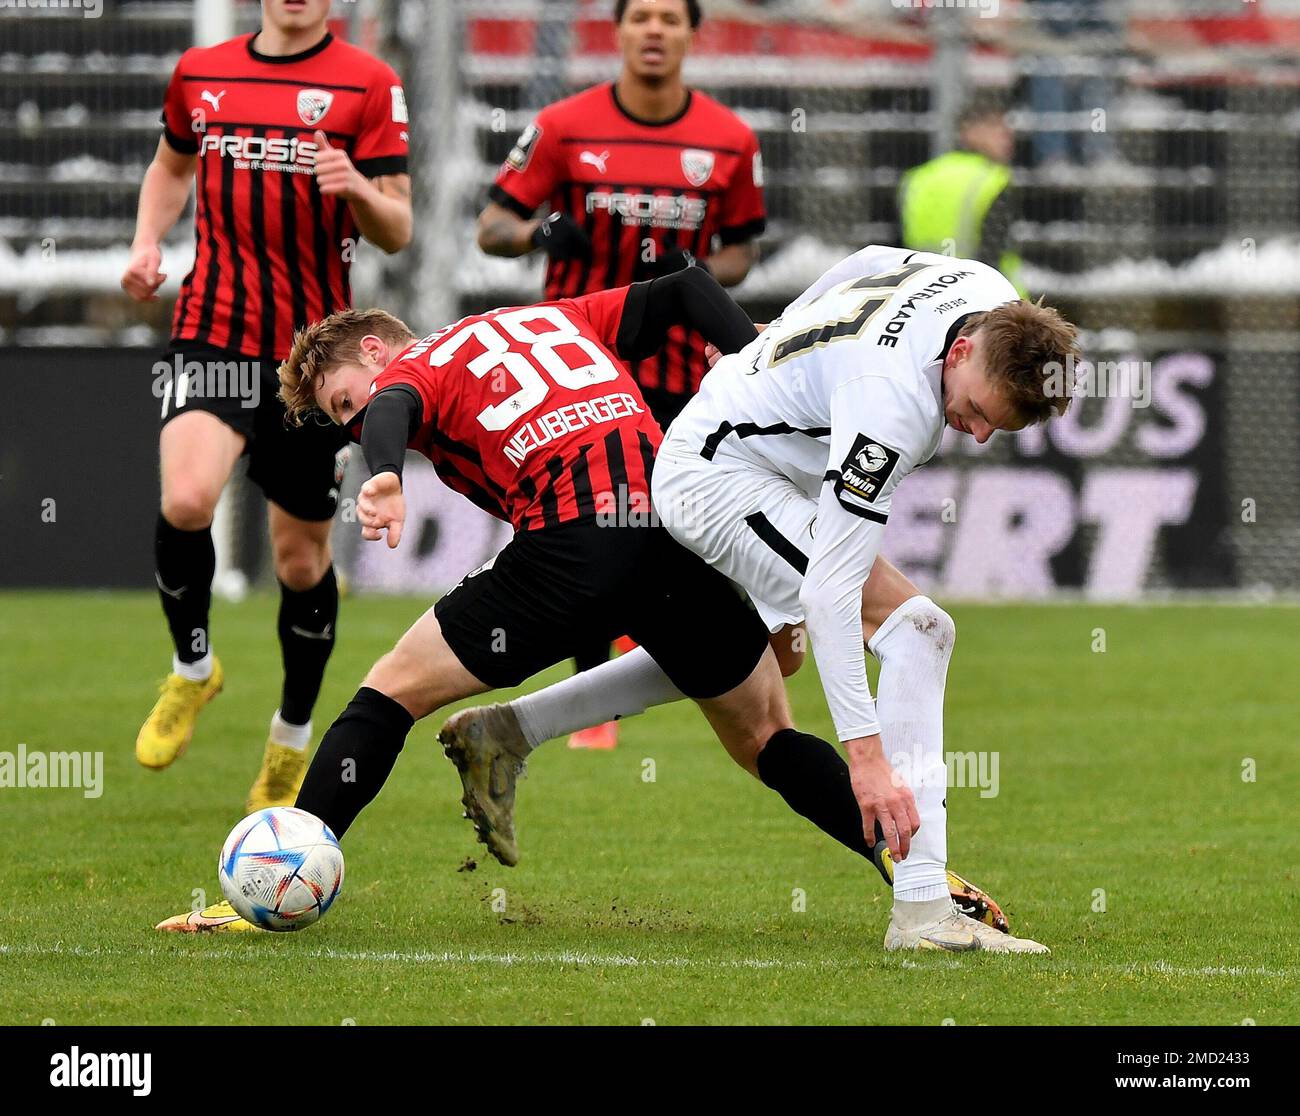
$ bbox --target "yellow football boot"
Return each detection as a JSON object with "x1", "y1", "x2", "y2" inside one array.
[
  {"x1": 245, "y1": 739, "x2": 311, "y2": 813},
  {"x1": 155, "y1": 899, "x2": 259, "y2": 933},
  {"x1": 135, "y1": 656, "x2": 224, "y2": 769},
  {"x1": 873, "y1": 844, "x2": 1012, "y2": 934}
]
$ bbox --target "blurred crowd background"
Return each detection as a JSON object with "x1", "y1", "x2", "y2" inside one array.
[{"x1": 3, "y1": 0, "x2": 1298, "y2": 598}]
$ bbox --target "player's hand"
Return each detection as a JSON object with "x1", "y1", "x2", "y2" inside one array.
[
  {"x1": 846, "y1": 734, "x2": 920, "y2": 861},
  {"x1": 358, "y1": 471, "x2": 406, "y2": 549},
  {"x1": 121, "y1": 242, "x2": 166, "y2": 301},
  {"x1": 530, "y1": 211, "x2": 591, "y2": 261},
  {"x1": 705, "y1": 322, "x2": 766, "y2": 369},
  {"x1": 312, "y1": 130, "x2": 365, "y2": 199}
]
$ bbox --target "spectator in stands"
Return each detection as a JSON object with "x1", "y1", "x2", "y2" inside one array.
[
  {"x1": 897, "y1": 101, "x2": 1025, "y2": 296},
  {"x1": 1024, "y1": 0, "x2": 1116, "y2": 172}
]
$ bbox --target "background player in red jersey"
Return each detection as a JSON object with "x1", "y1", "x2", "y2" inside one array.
[
  {"x1": 475, "y1": 0, "x2": 766, "y2": 749},
  {"x1": 120, "y1": 0, "x2": 412, "y2": 811}
]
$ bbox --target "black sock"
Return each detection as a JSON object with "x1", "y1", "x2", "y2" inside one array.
[
  {"x1": 756, "y1": 728, "x2": 891, "y2": 885},
  {"x1": 573, "y1": 637, "x2": 611, "y2": 675},
  {"x1": 277, "y1": 565, "x2": 339, "y2": 725},
  {"x1": 295, "y1": 687, "x2": 414, "y2": 839},
  {"x1": 155, "y1": 513, "x2": 215, "y2": 665}
]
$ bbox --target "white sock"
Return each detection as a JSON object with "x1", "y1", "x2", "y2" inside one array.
[
  {"x1": 512, "y1": 647, "x2": 684, "y2": 748},
  {"x1": 868, "y1": 595, "x2": 954, "y2": 903},
  {"x1": 891, "y1": 896, "x2": 953, "y2": 930},
  {"x1": 269, "y1": 710, "x2": 311, "y2": 751},
  {"x1": 173, "y1": 651, "x2": 213, "y2": 683}
]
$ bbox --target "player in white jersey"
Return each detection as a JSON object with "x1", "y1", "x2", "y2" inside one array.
[{"x1": 441, "y1": 246, "x2": 1080, "y2": 954}]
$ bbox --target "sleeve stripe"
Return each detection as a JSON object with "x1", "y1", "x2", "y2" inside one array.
[
  {"x1": 488, "y1": 183, "x2": 538, "y2": 220},
  {"x1": 161, "y1": 124, "x2": 199, "y2": 155},
  {"x1": 354, "y1": 155, "x2": 408, "y2": 178},
  {"x1": 718, "y1": 217, "x2": 766, "y2": 246},
  {"x1": 823, "y1": 470, "x2": 890, "y2": 524}
]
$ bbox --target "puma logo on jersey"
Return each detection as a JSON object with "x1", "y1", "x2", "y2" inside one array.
[
  {"x1": 579, "y1": 150, "x2": 610, "y2": 174},
  {"x1": 200, "y1": 89, "x2": 226, "y2": 112}
]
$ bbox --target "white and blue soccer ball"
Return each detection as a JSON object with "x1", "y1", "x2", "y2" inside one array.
[{"x1": 218, "y1": 807, "x2": 344, "y2": 931}]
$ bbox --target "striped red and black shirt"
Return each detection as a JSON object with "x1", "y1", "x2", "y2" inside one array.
[
  {"x1": 490, "y1": 82, "x2": 765, "y2": 423},
  {"x1": 160, "y1": 32, "x2": 409, "y2": 358},
  {"x1": 367, "y1": 286, "x2": 660, "y2": 532}
]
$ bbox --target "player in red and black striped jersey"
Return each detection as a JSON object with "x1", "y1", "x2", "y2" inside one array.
[
  {"x1": 477, "y1": 0, "x2": 765, "y2": 746},
  {"x1": 121, "y1": 0, "x2": 412, "y2": 813},
  {"x1": 479, "y1": 0, "x2": 764, "y2": 430},
  {"x1": 239, "y1": 266, "x2": 793, "y2": 870}
]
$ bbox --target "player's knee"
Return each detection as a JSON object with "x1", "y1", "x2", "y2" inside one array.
[
  {"x1": 273, "y1": 536, "x2": 331, "y2": 590},
  {"x1": 161, "y1": 484, "x2": 220, "y2": 531},
  {"x1": 364, "y1": 649, "x2": 439, "y2": 721},
  {"x1": 906, "y1": 598, "x2": 957, "y2": 661}
]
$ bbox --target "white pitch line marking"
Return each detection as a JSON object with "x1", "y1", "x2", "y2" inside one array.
[{"x1": 0, "y1": 943, "x2": 1295, "y2": 980}]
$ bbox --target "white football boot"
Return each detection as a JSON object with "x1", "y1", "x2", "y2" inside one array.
[{"x1": 885, "y1": 901, "x2": 1050, "y2": 954}]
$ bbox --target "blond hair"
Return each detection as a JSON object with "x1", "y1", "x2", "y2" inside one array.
[
  {"x1": 278, "y1": 308, "x2": 415, "y2": 425},
  {"x1": 958, "y1": 299, "x2": 1081, "y2": 423}
]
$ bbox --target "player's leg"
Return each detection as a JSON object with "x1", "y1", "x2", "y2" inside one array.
[
  {"x1": 157, "y1": 605, "x2": 489, "y2": 933},
  {"x1": 630, "y1": 531, "x2": 895, "y2": 868},
  {"x1": 293, "y1": 603, "x2": 491, "y2": 842},
  {"x1": 243, "y1": 503, "x2": 338, "y2": 811},
  {"x1": 136, "y1": 400, "x2": 246, "y2": 769},
  {"x1": 242, "y1": 389, "x2": 347, "y2": 810},
  {"x1": 567, "y1": 638, "x2": 619, "y2": 750},
  {"x1": 768, "y1": 624, "x2": 806, "y2": 678},
  {"x1": 489, "y1": 455, "x2": 812, "y2": 749},
  {"x1": 860, "y1": 556, "x2": 1028, "y2": 944}
]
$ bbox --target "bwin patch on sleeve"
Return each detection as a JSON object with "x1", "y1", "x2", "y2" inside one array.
[
  {"x1": 506, "y1": 123, "x2": 542, "y2": 172},
  {"x1": 835, "y1": 433, "x2": 901, "y2": 514}
]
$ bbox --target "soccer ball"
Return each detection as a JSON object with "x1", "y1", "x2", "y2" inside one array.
[{"x1": 218, "y1": 807, "x2": 344, "y2": 931}]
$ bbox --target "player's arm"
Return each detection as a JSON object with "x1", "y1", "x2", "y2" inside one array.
[
  {"x1": 477, "y1": 202, "x2": 590, "y2": 263},
  {"x1": 708, "y1": 240, "x2": 758, "y2": 288},
  {"x1": 312, "y1": 130, "x2": 412, "y2": 253},
  {"x1": 798, "y1": 376, "x2": 928, "y2": 858},
  {"x1": 712, "y1": 128, "x2": 765, "y2": 288},
  {"x1": 477, "y1": 200, "x2": 541, "y2": 257},
  {"x1": 121, "y1": 136, "x2": 195, "y2": 302},
  {"x1": 355, "y1": 387, "x2": 422, "y2": 548},
  {"x1": 613, "y1": 266, "x2": 758, "y2": 362},
  {"x1": 348, "y1": 172, "x2": 413, "y2": 254},
  {"x1": 478, "y1": 113, "x2": 587, "y2": 261}
]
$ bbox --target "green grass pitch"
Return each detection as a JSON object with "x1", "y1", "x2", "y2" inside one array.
[{"x1": 0, "y1": 591, "x2": 1296, "y2": 1025}]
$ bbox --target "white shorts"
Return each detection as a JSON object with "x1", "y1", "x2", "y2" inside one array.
[{"x1": 652, "y1": 439, "x2": 816, "y2": 632}]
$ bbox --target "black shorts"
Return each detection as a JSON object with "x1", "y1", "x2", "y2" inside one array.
[
  {"x1": 157, "y1": 342, "x2": 350, "y2": 522},
  {"x1": 435, "y1": 520, "x2": 768, "y2": 699}
]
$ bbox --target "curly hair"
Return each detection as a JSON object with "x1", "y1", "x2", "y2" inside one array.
[
  {"x1": 277, "y1": 308, "x2": 414, "y2": 425},
  {"x1": 957, "y1": 299, "x2": 1081, "y2": 423}
]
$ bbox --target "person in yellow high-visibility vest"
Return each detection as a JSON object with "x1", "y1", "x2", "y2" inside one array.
[{"x1": 898, "y1": 103, "x2": 1026, "y2": 296}]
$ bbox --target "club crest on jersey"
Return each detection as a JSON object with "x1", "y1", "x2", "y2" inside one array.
[
  {"x1": 838, "y1": 434, "x2": 901, "y2": 506},
  {"x1": 297, "y1": 89, "x2": 334, "y2": 127},
  {"x1": 680, "y1": 148, "x2": 715, "y2": 187}
]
